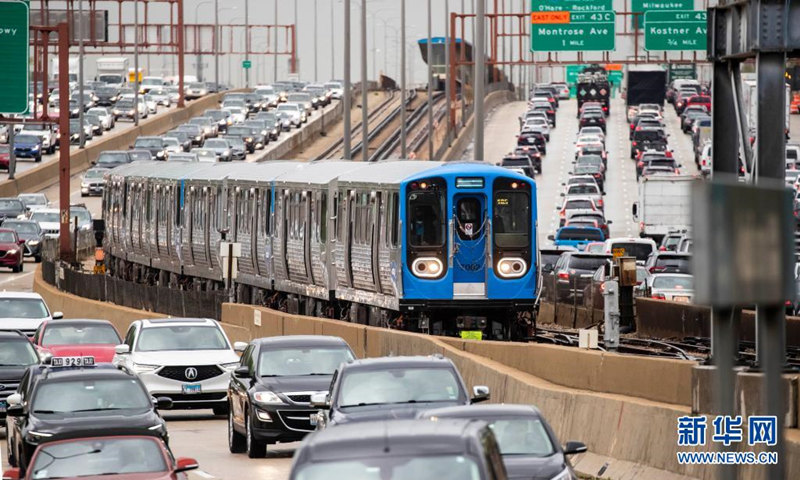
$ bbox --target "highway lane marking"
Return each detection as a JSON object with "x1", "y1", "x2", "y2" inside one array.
[
  {"x1": 0, "y1": 269, "x2": 34, "y2": 286},
  {"x1": 192, "y1": 470, "x2": 216, "y2": 479}
]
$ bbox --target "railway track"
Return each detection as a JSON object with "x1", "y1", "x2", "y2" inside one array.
[
  {"x1": 370, "y1": 91, "x2": 445, "y2": 161},
  {"x1": 405, "y1": 93, "x2": 449, "y2": 158}
]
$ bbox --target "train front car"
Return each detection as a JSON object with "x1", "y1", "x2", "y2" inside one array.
[{"x1": 400, "y1": 163, "x2": 537, "y2": 340}]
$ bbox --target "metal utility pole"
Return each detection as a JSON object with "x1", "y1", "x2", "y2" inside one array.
[
  {"x1": 134, "y1": 0, "x2": 140, "y2": 125},
  {"x1": 214, "y1": 0, "x2": 220, "y2": 88},
  {"x1": 443, "y1": 0, "x2": 450, "y2": 147},
  {"x1": 460, "y1": 0, "x2": 466, "y2": 127},
  {"x1": 343, "y1": 0, "x2": 352, "y2": 159},
  {"x1": 400, "y1": 0, "x2": 407, "y2": 158},
  {"x1": 78, "y1": 0, "x2": 85, "y2": 147},
  {"x1": 314, "y1": 0, "x2": 319, "y2": 81},
  {"x1": 360, "y1": 0, "x2": 368, "y2": 162},
  {"x1": 426, "y1": 0, "x2": 433, "y2": 160},
  {"x1": 331, "y1": 0, "x2": 335, "y2": 79},
  {"x1": 244, "y1": 0, "x2": 250, "y2": 87},
  {"x1": 473, "y1": 0, "x2": 485, "y2": 160},
  {"x1": 274, "y1": 0, "x2": 279, "y2": 82}
]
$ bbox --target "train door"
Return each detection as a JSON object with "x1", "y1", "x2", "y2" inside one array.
[
  {"x1": 452, "y1": 193, "x2": 487, "y2": 298},
  {"x1": 370, "y1": 192, "x2": 382, "y2": 293}
]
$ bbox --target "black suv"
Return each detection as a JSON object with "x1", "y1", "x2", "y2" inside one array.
[
  {"x1": 227, "y1": 335, "x2": 355, "y2": 458},
  {"x1": 631, "y1": 127, "x2": 668, "y2": 159},
  {"x1": 5, "y1": 364, "x2": 171, "y2": 472},
  {"x1": 311, "y1": 355, "x2": 490, "y2": 430},
  {"x1": 549, "y1": 252, "x2": 612, "y2": 302},
  {"x1": 0, "y1": 331, "x2": 39, "y2": 421},
  {"x1": 500, "y1": 155, "x2": 536, "y2": 177}
]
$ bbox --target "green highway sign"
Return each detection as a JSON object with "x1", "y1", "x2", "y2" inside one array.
[
  {"x1": 644, "y1": 10, "x2": 707, "y2": 51},
  {"x1": 531, "y1": 0, "x2": 615, "y2": 52},
  {"x1": 668, "y1": 63, "x2": 697, "y2": 82},
  {"x1": 631, "y1": 0, "x2": 693, "y2": 29},
  {"x1": 0, "y1": 0, "x2": 29, "y2": 114},
  {"x1": 242, "y1": 60, "x2": 252, "y2": 69}
]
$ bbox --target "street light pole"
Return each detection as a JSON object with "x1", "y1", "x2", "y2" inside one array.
[
  {"x1": 343, "y1": 0, "x2": 352, "y2": 159},
  {"x1": 244, "y1": 0, "x2": 250, "y2": 87},
  {"x1": 426, "y1": 0, "x2": 433, "y2": 160},
  {"x1": 78, "y1": 0, "x2": 85, "y2": 147},
  {"x1": 134, "y1": 0, "x2": 140, "y2": 126},
  {"x1": 400, "y1": 0, "x2": 407, "y2": 158},
  {"x1": 361, "y1": 0, "x2": 368, "y2": 162},
  {"x1": 214, "y1": 0, "x2": 219, "y2": 88},
  {"x1": 195, "y1": 1, "x2": 212, "y2": 82},
  {"x1": 444, "y1": 0, "x2": 450, "y2": 145},
  {"x1": 331, "y1": 0, "x2": 335, "y2": 79},
  {"x1": 474, "y1": 0, "x2": 485, "y2": 160},
  {"x1": 314, "y1": 0, "x2": 319, "y2": 81},
  {"x1": 273, "y1": 0, "x2": 279, "y2": 82}
]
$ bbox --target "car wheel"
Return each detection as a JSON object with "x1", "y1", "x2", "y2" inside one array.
[
  {"x1": 19, "y1": 261, "x2": 24, "y2": 272},
  {"x1": 228, "y1": 405, "x2": 246, "y2": 453},
  {"x1": 35, "y1": 155, "x2": 41, "y2": 162},
  {"x1": 213, "y1": 404, "x2": 229, "y2": 416},
  {"x1": 245, "y1": 409, "x2": 266, "y2": 458}
]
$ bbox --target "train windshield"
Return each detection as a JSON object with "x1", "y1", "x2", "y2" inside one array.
[
  {"x1": 493, "y1": 191, "x2": 530, "y2": 248},
  {"x1": 408, "y1": 190, "x2": 445, "y2": 247}
]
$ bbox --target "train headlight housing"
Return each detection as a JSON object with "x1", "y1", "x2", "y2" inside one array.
[
  {"x1": 496, "y1": 258, "x2": 527, "y2": 279},
  {"x1": 411, "y1": 257, "x2": 444, "y2": 279}
]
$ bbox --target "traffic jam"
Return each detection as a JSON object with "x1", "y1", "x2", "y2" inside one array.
[{"x1": 0, "y1": 289, "x2": 587, "y2": 480}]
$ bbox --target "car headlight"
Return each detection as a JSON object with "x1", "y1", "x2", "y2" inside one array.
[
  {"x1": 113, "y1": 109, "x2": 120, "y2": 114},
  {"x1": 220, "y1": 362, "x2": 239, "y2": 370},
  {"x1": 32, "y1": 145, "x2": 39, "y2": 150},
  {"x1": 128, "y1": 110, "x2": 135, "y2": 115},
  {"x1": 28, "y1": 240, "x2": 40, "y2": 246},
  {"x1": 81, "y1": 183, "x2": 89, "y2": 189},
  {"x1": 26, "y1": 431, "x2": 54, "y2": 443},
  {"x1": 132, "y1": 362, "x2": 159, "y2": 373},
  {"x1": 156, "y1": 151, "x2": 165, "y2": 158},
  {"x1": 195, "y1": 136, "x2": 202, "y2": 141},
  {"x1": 253, "y1": 391, "x2": 284, "y2": 405},
  {"x1": 7, "y1": 249, "x2": 17, "y2": 255},
  {"x1": 411, "y1": 257, "x2": 444, "y2": 279},
  {"x1": 496, "y1": 257, "x2": 527, "y2": 279},
  {"x1": 223, "y1": 150, "x2": 230, "y2": 156},
  {"x1": 245, "y1": 137, "x2": 253, "y2": 142}
]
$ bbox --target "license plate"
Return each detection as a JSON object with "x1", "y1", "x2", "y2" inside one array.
[
  {"x1": 0, "y1": 401, "x2": 6, "y2": 413},
  {"x1": 309, "y1": 414, "x2": 318, "y2": 426},
  {"x1": 674, "y1": 296, "x2": 690, "y2": 303},
  {"x1": 182, "y1": 384, "x2": 202, "y2": 395},
  {"x1": 52, "y1": 356, "x2": 95, "y2": 367}
]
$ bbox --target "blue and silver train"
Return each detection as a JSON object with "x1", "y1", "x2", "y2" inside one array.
[{"x1": 103, "y1": 160, "x2": 538, "y2": 339}]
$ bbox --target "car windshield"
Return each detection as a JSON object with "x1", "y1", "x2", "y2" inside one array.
[
  {"x1": 84, "y1": 170, "x2": 105, "y2": 179},
  {"x1": 18, "y1": 194, "x2": 47, "y2": 206},
  {"x1": 487, "y1": 418, "x2": 555, "y2": 456},
  {"x1": 69, "y1": 209, "x2": 92, "y2": 226},
  {"x1": 258, "y1": 347, "x2": 354, "y2": 377},
  {"x1": 0, "y1": 231, "x2": 17, "y2": 242},
  {"x1": 116, "y1": 102, "x2": 134, "y2": 108},
  {"x1": 16, "y1": 135, "x2": 39, "y2": 144},
  {"x1": 278, "y1": 104, "x2": 298, "y2": 112},
  {"x1": 655, "y1": 256, "x2": 691, "y2": 272},
  {"x1": 97, "y1": 152, "x2": 129, "y2": 165},
  {"x1": 0, "y1": 339, "x2": 38, "y2": 366},
  {"x1": 295, "y1": 455, "x2": 481, "y2": 480},
  {"x1": 31, "y1": 211, "x2": 59, "y2": 223},
  {"x1": 30, "y1": 437, "x2": 168, "y2": 479},
  {"x1": 163, "y1": 138, "x2": 179, "y2": 146},
  {"x1": 228, "y1": 127, "x2": 250, "y2": 136},
  {"x1": 33, "y1": 378, "x2": 151, "y2": 413},
  {"x1": 338, "y1": 367, "x2": 462, "y2": 407},
  {"x1": 609, "y1": 242, "x2": 653, "y2": 261},
  {"x1": 135, "y1": 138, "x2": 163, "y2": 148},
  {"x1": 0, "y1": 298, "x2": 48, "y2": 319},
  {"x1": 205, "y1": 139, "x2": 228, "y2": 149},
  {"x1": 0, "y1": 199, "x2": 24, "y2": 210},
  {"x1": 224, "y1": 137, "x2": 245, "y2": 148},
  {"x1": 635, "y1": 131, "x2": 666, "y2": 142},
  {"x1": 569, "y1": 256, "x2": 610, "y2": 271},
  {"x1": 653, "y1": 275, "x2": 693, "y2": 290},
  {"x1": 558, "y1": 228, "x2": 603, "y2": 241},
  {"x1": 4, "y1": 222, "x2": 39, "y2": 234},
  {"x1": 568, "y1": 185, "x2": 599, "y2": 195},
  {"x1": 565, "y1": 200, "x2": 593, "y2": 210},
  {"x1": 135, "y1": 326, "x2": 228, "y2": 352},
  {"x1": 42, "y1": 324, "x2": 121, "y2": 346}
]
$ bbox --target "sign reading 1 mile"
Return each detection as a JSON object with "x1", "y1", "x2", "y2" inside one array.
[
  {"x1": 644, "y1": 10, "x2": 707, "y2": 51},
  {"x1": 530, "y1": 0, "x2": 616, "y2": 52}
]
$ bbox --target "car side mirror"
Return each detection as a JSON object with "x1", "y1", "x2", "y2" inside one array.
[
  {"x1": 155, "y1": 396, "x2": 173, "y2": 410},
  {"x1": 547, "y1": 234, "x2": 555, "y2": 241},
  {"x1": 115, "y1": 344, "x2": 130, "y2": 355},
  {"x1": 91, "y1": 160, "x2": 96, "y2": 165},
  {"x1": 563, "y1": 441, "x2": 588, "y2": 455},
  {"x1": 542, "y1": 264, "x2": 554, "y2": 274},
  {"x1": 606, "y1": 220, "x2": 613, "y2": 225},
  {"x1": 233, "y1": 366, "x2": 250, "y2": 378},
  {"x1": 560, "y1": 193, "x2": 565, "y2": 197},
  {"x1": 52, "y1": 311, "x2": 63, "y2": 319},
  {"x1": 17, "y1": 239, "x2": 25, "y2": 245},
  {"x1": 7, "y1": 393, "x2": 22, "y2": 407},
  {"x1": 471, "y1": 385, "x2": 490, "y2": 403},
  {"x1": 174, "y1": 458, "x2": 199, "y2": 473},
  {"x1": 233, "y1": 341, "x2": 248, "y2": 353},
  {"x1": 632, "y1": 203, "x2": 638, "y2": 218},
  {"x1": 310, "y1": 392, "x2": 330, "y2": 409}
]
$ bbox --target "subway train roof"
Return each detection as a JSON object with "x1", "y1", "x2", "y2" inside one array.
[
  {"x1": 336, "y1": 160, "x2": 443, "y2": 185},
  {"x1": 273, "y1": 160, "x2": 367, "y2": 185}
]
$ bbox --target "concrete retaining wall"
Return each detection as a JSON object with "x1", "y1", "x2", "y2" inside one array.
[
  {"x1": 253, "y1": 101, "x2": 343, "y2": 162},
  {"x1": 0, "y1": 93, "x2": 229, "y2": 198},
  {"x1": 34, "y1": 269, "x2": 800, "y2": 479}
]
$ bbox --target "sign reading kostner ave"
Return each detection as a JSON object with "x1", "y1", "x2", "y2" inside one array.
[
  {"x1": 530, "y1": 0, "x2": 616, "y2": 52},
  {"x1": 644, "y1": 10, "x2": 708, "y2": 51},
  {"x1": 0, "y1": 0, "x2": 29, "y2": 114}
]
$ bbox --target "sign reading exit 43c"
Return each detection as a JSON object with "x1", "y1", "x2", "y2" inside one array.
[
  {"x1": 0, "y1": 0, "x2": 29, "y2": 114},
  {"x1": 530, "y1": 0, "x2": 616, "y2": 52}
]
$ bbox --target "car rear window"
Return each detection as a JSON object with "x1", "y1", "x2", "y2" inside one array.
[
  {"x1": 656, "y1": 255, "x2": 691, "y2": 273},
  {"x1": 609, "y1": 242, "x2": 654, "y2": 261},
  {"x1": 569, "y1": 255, "x2": 611, "y2": 271},
  {"x1": 565, "y1": 199, "x2": 593, "y2": 210},
  {"x1": 634, "y1": 131, "x2": 666, "y2": 142}
]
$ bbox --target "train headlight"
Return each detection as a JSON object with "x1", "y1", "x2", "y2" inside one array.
[
  {"x1": 496, "y1": 258, "x2": 527, "y2": 279},
  {"x1": 411, "y1": 257, "x2": 444, "y2": 279}
]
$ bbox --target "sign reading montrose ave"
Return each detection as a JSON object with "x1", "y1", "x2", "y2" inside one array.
[{"x1": 531, "y1": 0, "x2": 616, "y2": 52}]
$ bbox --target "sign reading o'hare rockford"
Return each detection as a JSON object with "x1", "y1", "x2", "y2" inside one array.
[
  {"x1": 530, "y1": 0, "x2": 615, "y2": 52},
  {"x1": 0, "y1": 0, "x2": 29, "y2": 114}
]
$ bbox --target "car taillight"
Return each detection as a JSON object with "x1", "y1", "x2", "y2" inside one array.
[
  {"x1": 594, "y1": 173, "x2": 602, "y2": 179},
  {"x1": 652, "y1": 293, "x2": 666, "y2": 300},
  {"x1": 632, "y1": 141, "x2": 637, "y2": 146},
  {"x1": 665, "y1": 151, "x2": 673, "y2": 158},
  {"x1": 547, "y1": 110, "x2": 554, "y2": 114},
  {"x1": 599, "y1": 282, "x2": 606, "y2": 293},
  {"x1": 639, "y1": 222, "x2": 645, "y2": 232},
  {"x1": 637, "y1": 161, "x2": 644, "y2": 168},
  {"x1": 649, "y1": 266, "x2": 666, "y2": 273},
  {"x1": 558, "y1": 272, "x2": 570, "y2": 280},
  {"x1": 559, "y1": 210, "x2": 565, "y2": 217},
  {"x1": 596, "y1": 198, "x2": 604, "y2": 207}
]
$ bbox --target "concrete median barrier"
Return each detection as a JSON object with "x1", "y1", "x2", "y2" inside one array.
[
  {"x1": 253, "y1": 101, "x2": 343, "y2": 162},
  {"x1": 0, "y1": 93, "x2": 229, "y2": 198}
]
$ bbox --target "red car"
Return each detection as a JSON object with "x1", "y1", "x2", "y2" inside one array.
[
  {"x1": 32, "y1": 319, "x2": 122, "y2": 363},
  {"x1": 0, "y1": 228, "x2": 24, "y2": 272},
  {"x1": 3, "y1": 435, "x2": 198, "y2": 480},
  {"x1": 0, "y1": 145, "x2": 9, "y2": 171}
]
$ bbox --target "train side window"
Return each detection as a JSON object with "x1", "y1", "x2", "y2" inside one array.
[
  {"x1": 175, "y1": 186, "x2": 181, "y2": 227},
  {"x1": 332, "y1": 192, "x2": 340, "y2": 241},
  {"x1": 390, "y1": 192, "x2": 400, "y2": 247}
]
